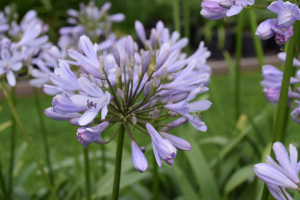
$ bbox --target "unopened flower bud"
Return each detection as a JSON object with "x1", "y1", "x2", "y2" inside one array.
[
  {"x1": 167, "y1": 117, "x2": 188, "y2": 128},
  {"x1": 153, "y1": 50, "x2": 169, "y2": 71},
  {"x1": 99, "y1": 55, "x2": 105, "y2": 69},
  {"x1": 152, "y1": 109, "x2": 161, "y2": 120},
  {"x1": 144, "y1": 82, "x2": 152, "y2": 99},
  {"x1": 116, "y1": 67, "x2": 122, "y2": 77},
  {"x1": 255, "y1": 19, "x2": 277, "y2": 40},
  {"x1": 152, "y1": 77, "x2": 160, "y2": 88},
  {"x1": 126, "y1": 35, "x2": 135, "y2": 58},
  {"x1": 150, "y1": 31, "x2": 156, "y2": 49},
  {"x1": 140, "y1": 146, "x2": 145, "y2": 153},
  {"x1": 131, "y1": 141, "x2": 148, "y2": 172},
  {"x1": 117, "y1": 88, "x2": 125, "y2": 100},
  {"x1": 130, "y1": 56, "x2": 135, "y2": 68},
  {"x1": 170, "y1": 111, "x2": 178, "y2": 118},
  {"x1": 160, "y1": 127, "x2": 172, "y2": 132},
  {"x1": 127, "y1": 67, "x2": 134, "y2": 80},
  {"x1": 132, "y1": 116, "x2": 137, "y2": 126},
  {"x1": 111, "y1": 44, "x2": 120, "y2": 66},
  {"x1": 173, "y1": 92, "x2": 189, "y2": 103},
  {"x1": 135, "y1": 20, "x2": 146, "y2": 42},
  {"x1": 160, "y1": 67, "x2": 168, "y2": 80},
  {"x1": 142, "y1": 51, "x2": 151, "y2": 74}
]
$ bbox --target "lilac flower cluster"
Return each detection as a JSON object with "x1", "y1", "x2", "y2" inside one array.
[
  {"x1": 59, "y1": 1, "x2": 125, "y2": 49},
  {"x1": 200, "y1": 0, "x2": 254, "y2": 19},
  {"x1": 254, "y1": 142, "x2": 299, "y2": 199},
  {"x1": 261, "y1": 52, "x2": 300, "y2": 124},
  {"x1": 44, "y1": 20, "x2": 212, "y2": 172},
  {"x1": 0, "y1": 8, "x2": 51, "y2": 87},
  {"x1": 256, "y1": 0, "x2": 300, "y2": 47}
]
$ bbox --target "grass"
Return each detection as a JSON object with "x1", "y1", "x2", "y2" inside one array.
[{"x1": 1, "y1": 70, "x2": 299, "y2": 196}]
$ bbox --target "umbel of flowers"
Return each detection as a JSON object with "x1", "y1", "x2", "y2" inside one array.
[{"x1": 44, "y1": 21, "x2": 212, "y2": 171}]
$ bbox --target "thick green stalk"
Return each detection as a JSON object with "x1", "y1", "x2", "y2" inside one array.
[
  {"x1": 234, "y1": 12, "x2": 244, "y2": 122},
  {"x1": 152, "y1": 154, "x2": 159, "y2": 200},
  {"x1": 260, "y1": 20, "x2": 300, "y2": 200},
  {"x1": 183, "y1": 0, "x2": 190, "y2": 55},
  {"x1": 8, "y1": 87, "x2": 15, "y2": 199},
  {"x1": 84, "y1": 148, "x2": 91, "y2": 200},
  {"x1": 112, "y1": 125, "x2": 125, "y2": 200},
  {"x1": 33, "y1": 88, "x2": 54, "y2": 185},
  {"x1": 1, "y1": 79, "x2": 58, "y2": 200},
  {"x1": 249, "y1": 10, "x2": 265, "y2": 67},
  {"x1": 172, "y1": 0, "x2": 180, "y2": 33}
]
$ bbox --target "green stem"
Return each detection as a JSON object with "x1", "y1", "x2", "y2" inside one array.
[
  {"x1": 234, "y1": 12, "x2": 244, "y2": 122},
  {"x1": 1, "y1": 79, "x2": 59, "y2": 200},
  {"x1": 172, "y1": 0, "x2": 180, "y2": 33},
  {"x1": 0, "y1": 159, "x2": 7, "y2": 198},
  {"x1": 152, "y1": 154, "x2": 159, "y2": 200},
  {"x1": 249, "y1": 10, "x2": 265, "y2": 67},
  {"x1": 33, "y1": 88, "x2": 54, "y2": 186},
  {"x1": 112, "y1": 125, "x2": 125, "y2": 200},
  {"x1": 84, "y1": 148, "x2": 91, "y2": 200},
  {"x1": 8, "y1": 87, "x2": 15, "y2": 199},
  {"x1": 279, "y1": 187, "x2": 289, "y2": 200},
  {"x1": 183, "y1": 0, "x2": 190, "y2": 55},
  {"x1": 101, "y1": 145, "x2": 106, "y2": 175},
  {"x1": 260, "y1": 20, "x2": 300, "y2": 200}
]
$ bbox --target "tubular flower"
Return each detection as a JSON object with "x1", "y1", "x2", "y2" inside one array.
[
  {"x1": 44, "y1": 31, "x2": 212, "y2": 171},
  {"x1": 254, "y1": 142, "x2": 300, "y2": 195}
]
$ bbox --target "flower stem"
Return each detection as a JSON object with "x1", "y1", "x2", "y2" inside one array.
[
  {"x1": 152, "y1": 154, "x2": 159, "y2": 200},
  {"x1": 172, "y1": 0, "x2": 180, "y2": 33},
  {"x1": 8, "y1": 87, "x2": 15, "y2": 199},
  {"x1": 33, "y1": 87, "x2": 54, "y2": 186},
  {"x1": 112, "y1": 125, "x2": 125, "y2": 200},
  {"x1": 279, "y1": 187, "x2": 289, "y2": 200},
  {"x1": 234, "y1": 12, "x2": 244, "y2": 122},
  {"x1": 101, "y1": 145, "x2": 106, "y2": 175},
  {"x1": 1, "y1": 79, "x2": 59, "y2": 200},
  {"x1": 260, "y1": 20, "x2": 300, "y2": 200},
  {"x1": 84, "y1": 147, "x2": 91, "y2": 200},
  {"x1": 0, "y1": 159, "x2": 7, "y2": 198}
]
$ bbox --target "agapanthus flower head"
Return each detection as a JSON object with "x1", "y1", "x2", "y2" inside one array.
[
  {"x1": 254, "y1": 142, "x2": 300, "y2": 199},
  {"x1": 60, "y1": 1, "x2": 125, "y2": 45},
  {"x1": 44, "y1": 32, "x2": 212, "y2": 171}
]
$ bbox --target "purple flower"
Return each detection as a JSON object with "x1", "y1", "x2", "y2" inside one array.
[
  {"x1": 268, "y1": 0, "x2": 300, "y2": 27},
  {"x1": 201, "y1": 0, "x2": 227, "y2": 14},
  {"x1": 44, "y1": 107, "x2": 82, "y2": 121},
  {"x1": 70, "y1": 77, "x2": 111, "y2": 125},
  {"x1": 131, "y1": 141, "x2": 148, "y2": 172},
  {"x1": 254, "y1": 142, "x2": 300, "y2": 190},
  {"x1": 160, "y1": 132, "x2": 191, "y2": 151},
  {"x1": 15, "y1": 23, "x2": 48, "y2": 48},
  {"x1": 272, "y1": 24, "x2": 293, "y2": 46},
  {"x1": 255, "y1": 19, "x2": 277, "y2": 40},
  {"x1": 0, "y1": 49, "x2": 22, "y2": 87},
  {"x1": 278, "y1": 52, "x2": 300, "y2": 67},
  {"x1": 77, "y1": 122, "x2": 109, "y2": 147},
  {"x1": 266, "y1": 183, "x2": 293, "y2": 200},
  {"x1": 200, "y1": 9, "x2": 228, "y2": 20},
  {"x1": 226, "y1": 0, "x2": 254, "y2": 17},
  {"x1": 291, "y1": 101, "x2": 300, "y2": 124},
  {"x1": 146, "y1": 123, "x2": 177, "y2": 167}
]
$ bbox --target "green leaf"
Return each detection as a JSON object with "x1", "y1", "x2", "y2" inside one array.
[
  {"x1": 199, "y1": 136, "x2": 229, "y2": 146},
  {"x1": 224, "y1": 165, "x2": 255, "y2": 194},
  {"x1": 181, "y1": 130, "x2": 221, "y2": 200},
  {"x1": 171, "y1": 165, "x2": 199, "y2": 200}
]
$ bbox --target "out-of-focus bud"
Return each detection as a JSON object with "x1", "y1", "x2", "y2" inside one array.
[
  {"x1": 127, "y1": 67, "x2": 134, "y2": 80},
  {"x1": 126, "y1": 35, "x2": 135, "y2": 58},
  {"x1": 152, "y1": 109, "x2": 161, "y2": 120},
  {"x1": 140, "y1": 146, "x2": 145, "y2": 153},
  {"x1": 142, "y1": 51, "x2": 151, "y2": 74},
  {"x1": 95, "y1": 137, "x2": 106, "y2": 144},
  {"x1": 255, "y1": 19, "x2": 277, "y2": 40},
  {"x1": 111, "y1": 44, "x2": 121, "y2": 66},
  {"x1": 150, "y1": 33, "x2": 156, "y2": 49},
  {"x1": 99, "y1": 55, "x2": 105, "y2": 69},
  {"x1": 117, "y1": 88, "x2": 125, "y2": 100},
  {"x1": 200, "y1": 9, "x2": 227, "y2": 20},
  {"x1": 160, "y1": 67, "x2": 168, "y2": 80},
  {"x1": 144, "y1": 82, "x2": 152, "y2": 99},
  {"x1": 173, "y1": 92, "x2": 189, "y2": 103},
  {"x1": 170, "y1": 111, "x2": 178, "y2": 118},
  {"x1": 160, "y1": 127, "x2": 172, "y2": 132},
  {"x1": 167, "y1": 117, "x2": 188, "y2": 128},
  {"x1": 152, "y1": 77, "x2": 160, "y2": 88},
  {"x1": 201, "y1": 0, "x2": 227, "y2": 13},
  {"x1": 116, "y1": 67, "x2": 122, "y2": 77},
  {"x1": 160, "y1": 132, "x2": 191, "y2": 151},
  {"x1": 153, "y1": 50, "x2": 169, "y2": 72},
  {"x1": 88, "y1": 74, "x2": 96, "y2": 84},
  {"x1": 130, "y1": 56, "x2": 136, "y2": 68},
  {"x1": 132, "y1": 116, "x2": 137, "y2": 126},
  {"x1": 131, "y1": 141, "x2": 148, "y2": 172},
  {"x1": 135, "y1": 20, "x2": 146, "y2": 42}
]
